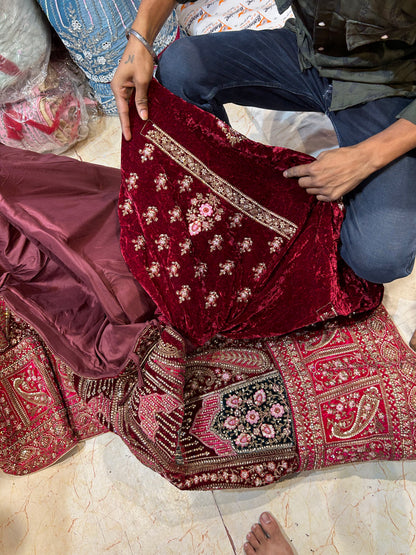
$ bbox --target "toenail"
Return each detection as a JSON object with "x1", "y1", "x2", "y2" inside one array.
[{"x1": 260, "y1": 512, "x2": 272, "y2": 524}]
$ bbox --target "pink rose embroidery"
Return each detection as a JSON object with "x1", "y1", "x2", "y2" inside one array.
[
  {"x1": 199, "y1": 203, "x2": 213, "y2": 217},
  {"x1": 189, "y1": 220, "x2": 202, "y2": 236},
  {"x1": 224, "y1": 416, "x2": 239, "y2": 430},
  {"x1": 235, "y1": 433, "x2": 251, "y2": 447},
  {"x1": 261, "y1": 424, "x2": 275, "y2": 438},
  {"x1": 226, "y1": 395, "x2": 243, "y2": 408},
  {"x1": 270, "y1": 403, "x2": 285, "y2": 418},
  {"x1": 245, "y1": 410, "x2": 260, "y2": 424},
  {"x1": 253, "y1": 389, "x2": 267, "y2": 406}
]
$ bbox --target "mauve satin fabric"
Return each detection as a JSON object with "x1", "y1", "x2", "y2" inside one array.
[{"x1": 0, "y1": 145, "x2": 157, "y2": 378}]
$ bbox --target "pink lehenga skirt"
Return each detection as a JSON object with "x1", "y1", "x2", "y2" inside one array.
[{"x1": 2, "y1": 79, "x2": 411, "y2": 489}]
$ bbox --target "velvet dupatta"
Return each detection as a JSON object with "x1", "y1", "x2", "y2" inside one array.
[{"x1": 119, "y1": 79, "x2": 382, "y2": 347}]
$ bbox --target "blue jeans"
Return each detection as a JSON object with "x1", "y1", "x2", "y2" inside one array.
[{"x1": 157, "y1": 29, "x2": 416, "y2": 283}]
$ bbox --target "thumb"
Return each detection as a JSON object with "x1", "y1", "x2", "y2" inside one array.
[{"x1": 135, "y1": 83, "x2": 149, "y2": 121}]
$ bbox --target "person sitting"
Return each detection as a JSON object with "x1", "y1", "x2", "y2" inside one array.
[{"x1": 111, "y1": 0, "x2": 416, "y2": 348}]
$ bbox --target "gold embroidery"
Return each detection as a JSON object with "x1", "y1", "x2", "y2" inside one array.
[
  {"x1": 140, "y1": 122, "x2": 298, "y2": 240},
  {"x1": 331, "y1": 387, "x2": 381, "y2": 439}
]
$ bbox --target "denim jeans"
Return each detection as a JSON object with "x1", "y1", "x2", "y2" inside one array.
[{"x1": 157, "y1": 28, "x2": 416, "y2": 283}]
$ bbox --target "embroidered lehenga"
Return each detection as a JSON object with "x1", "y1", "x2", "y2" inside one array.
[{"x1": 2, "y1": 79, "x2": 415, "y2": 488}]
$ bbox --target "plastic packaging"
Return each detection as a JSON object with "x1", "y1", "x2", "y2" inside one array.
[
  {"x1": 0, "y1": 0, "x2": 51, "y2": 105},
  {"x1": 0, "y1": 59, "x2": 97, "y2": 154}
]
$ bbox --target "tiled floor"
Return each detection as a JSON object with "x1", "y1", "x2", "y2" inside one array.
[{"x1": 1, "y1": 107, "x2": 415, "y2": 555}]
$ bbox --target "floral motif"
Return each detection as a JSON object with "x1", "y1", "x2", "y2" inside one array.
[
  {"x1": 268, "y1": 236, "x2": 284, "y2": 253},
  {"x1": 169, "y1": 206, "x2": 182, "y2": 223},
  {"x1": 179, "y1": 238, "x2": 192, "y2": 255},
  {"x1": 189, "y1": 221, "x2": 202, "y2": 236},
  {"x1": 178, "y1": 175, "x2": 193, "y2": 193},
  {"x1": 254, "y1": 389, "x2": 267, "y2": 406},
  {"x1": 146, "y1": 262, "x2": 160, "y2": 279},
  {"x1": 125, "y1": 172, "x2": 139, "y2": 191},
  {"x1": 246, "y1": 410, "x2": 260, "y2": 424},
  {"x1": 252, "y1": 263, "x2": 267, "y2": 281},
  {"x1": 229, "y1": 212, "x2": 243, "y2": 228},
  {"x1": 208, "y1": 235, "x2": 223, "y2": 252},
  {"x1": 219, "y1": 260, "x2": 235, "y2": 276},
  {"x1": 205, "y1": 291, "x2": 219, "y2": 309},
  {"x1": 142, "y1": 206, "x2": 158, "y2": 225},
  {"x1": 132, "y1": 235, "x2": 146, "y2": 251},
  {"x1": 168, "y1": 261, "x2": 180, "y2": 278},
  {"x1": 212, "y1": 376, "x2": 293, "y2": 453},
  {"x1": 154, "y1": 172, "x2": 168, "y2": 191},
  {"x1": 119, "y1": 198, "x2": 133, "y2": 217},
  {"x1": 186, "y1": 193, "x2": 224, "y2": 236},
  {"x1": 155, "y1": 234, "x2": 170, "y2": 251},
  {"x1": 238, "y1": 237, "x2": 253, "y2": 253},
  {"x1": 176, "y1": 285, "x2": 191, "y2": 303},
  {"x1": 139, "y1": 143, "x2": 155, "y2": 162},
  {"x1": 217, "y1": 120, "x2": 245, "y2": 146},
  {"x1": 194, "y1": 262, "x2": 208, "y2": 278},
  {"x1": 270, "y1": 403, "x2": 285, "y2": 418},
  {"x1": 237, "y1": 288, "x2": 252, "y2": 303}
]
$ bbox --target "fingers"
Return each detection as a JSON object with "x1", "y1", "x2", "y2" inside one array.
[
  {"x1": 134, "y1": 87, "x2": 150, "y2": 122},
  {"x1": 283, "y1": 163, "x2": 313, "y2": 179}
]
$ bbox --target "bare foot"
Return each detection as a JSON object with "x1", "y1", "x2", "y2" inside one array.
[
  {"x1": 243, "y1": 512, "x2": 294, "y2": 554},
  {"x1": 410, "y1": 328, "x2": 416, "y2": 352}
]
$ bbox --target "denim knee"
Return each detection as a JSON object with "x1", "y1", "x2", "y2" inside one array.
[{"x1": 340, "y1": 226, "x2": 415, "y2": 284}]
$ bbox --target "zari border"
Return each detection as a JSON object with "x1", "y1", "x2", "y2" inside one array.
[{"x1": 140, "y1": 121, "x2": 298, "y2": 240}]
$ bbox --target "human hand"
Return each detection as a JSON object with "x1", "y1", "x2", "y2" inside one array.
[
  {"x1": 111, "y1": 38, "x2": 155, "y2": 140},
  {"x1": 283, "y1": 145, "x2": 377, "y2": 202}
]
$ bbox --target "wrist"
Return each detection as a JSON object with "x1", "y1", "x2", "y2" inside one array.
[{"x1": 126, "y1": 27, "x2": 159, "y2": 66}]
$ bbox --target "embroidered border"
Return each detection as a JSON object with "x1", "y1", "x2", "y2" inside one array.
[{"x1": 140, "y1": 121, "x2": 298, "y2": 240}]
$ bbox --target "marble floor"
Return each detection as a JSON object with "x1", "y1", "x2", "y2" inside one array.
[{"x1": 1, "y1": 107, "x2": 416, "y2": 555}]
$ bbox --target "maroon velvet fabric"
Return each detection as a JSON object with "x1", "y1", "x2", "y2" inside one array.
[
  {"x1": 119, "y1": 79, "x2": 383, "y2": 346},
  {"x1": 0, "y1": 145, "x2": 157, "y2": 378}
]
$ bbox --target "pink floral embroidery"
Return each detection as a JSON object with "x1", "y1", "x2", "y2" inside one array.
[
  {"x1": 199, "y1": 203, "x2": 213, "y2": 217},
  {"x1": 154, "y1": 172, "x2": 168, "y2": 191},
  {"x1": 229, "y1": 212, "x2": 243, "y2": 228},
  {"x1": 194, "y1": 262, "x2": 208, "y2": 278},
  {"x1": 252, "y1": 263, "x2": 267, "y2": 281},
  {"x1": 208, "y1": 234, "x2": 223, "y2": 252},
  {"x1": 139, "y1": 143, "x2": 154, "y2": 162},
  {"x1": 235, "y1": 433, "x2": 251, "y2": 447},
  {"x1": 245, "y1": 410, "x2": 260, "y2": 424},
  {"x1": 270, "y1": 403, "x2": 285, "y2": 418},
  {"x1": 119, "y1": 198, "x2": 133, "y2": 216},
  {"x1": 219, "y1": 260, "x2": 235, "y2": 276},
  {"x1": 132, "y1": 235, "x2": 146, "y2": 251},
  {"x1": 189, "y1": 220, "x2": 202, "y2": 236},
  {"x1": 143, "y1": 206, "x2": 158, "y2": 224},
  {"x1": 226, "y1": 395, "x2": 243, "y2": 408},
  {"x1": 125, "y1": 172, "x2": 138, "y2": 191},
  {"x1": 178, "y1": 175, "x2": 193, "y2": 193},
  {"x1": 187, "y1": 193, "x2": 223, "y2": 234},
  {"x1": 155, "y1": 234, "x2": 170, "y2": 251},
  {"x1": 253, "y1": 389, "x2": 267, "y2": 406},
  {"x1": 261, "y1": 424, "x2": 275, "y2": 439},
  {"x1": 224, "y1": 416, "x2": 239, "y2": 430},
  {"x1": 205, "y1": 291, "x2": 219, "y2": 309},
  {"x1": 268, "y1": 236, "x2": 284, "y2": 253},
  {"x1": 146, "y1": 262, "x2": 160, "y2": 279},
  {"x1": 176, "y1": 285, "x2": 191, "y2": 303},
  {"x1": 238, "y1": 237, "x2": 253, "y2": 253},
  {"x1": 168, "y1": 261, "x2": 180, "y2": 278},
  {"x1": 169, "y1": 206, "x2": 182, "y2": 223},
  {"x1": 237, "y1": 288, "x2": 252, "y2": 303},
  {"x1": 179, "y1": 238, "x2": 192, "y2": 255}
]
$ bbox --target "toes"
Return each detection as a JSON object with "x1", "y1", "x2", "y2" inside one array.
[
  {"x1": 243, "y1": 541, "x2": 256, "y2": 555},
  {"x1": 259, "y1": 512, "x2": 282, "y2": 540},
  {"x1": 251, "y1": 523, "x2": 267, "y2": 544}
]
